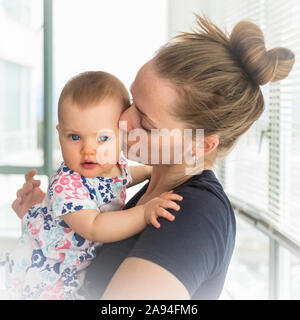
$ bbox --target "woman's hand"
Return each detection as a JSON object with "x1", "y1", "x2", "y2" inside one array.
[
  {"x1": 144, "y1": 190, "x2": 183, "y2": 228},
  {"x1": 11, "y1": 169, "x2": 46, "y2": 219}
]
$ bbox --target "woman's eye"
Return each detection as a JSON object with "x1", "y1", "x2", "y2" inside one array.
[
  {"x1": 141, "y1": 125, "x2": 151, "y2": 132},
  {"x1": 69, "y1": 134, "x2": 80, "y2": 141},
  {"x1": 97, "y1": 135, "x2": 109, "y2": 142},
  {"x1": 140, "y1": 120, "x2": 151, "y2": 132}
]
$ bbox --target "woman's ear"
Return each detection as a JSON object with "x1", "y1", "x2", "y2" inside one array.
[
  {"x1": 192, "y1": 134, "x2": 219, "y2": 157},
  {"x1": 56, "y1": 124, "x2": 60, "y2": 132},
  {"x1": 203, "y1": 135, "x2": 219, "y2": 155}
]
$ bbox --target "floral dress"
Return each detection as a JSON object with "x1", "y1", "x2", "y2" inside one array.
[{"x1": 0, "y1": 155, "x2": 131, "y2": 300}]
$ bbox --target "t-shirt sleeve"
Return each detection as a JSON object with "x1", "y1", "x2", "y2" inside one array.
[
  {"x1": 127, "y1": 184, "x2": 229, "y2": 298},
  {"x1": 49, "y1": 171, "x2": 98, "y2": 218}
]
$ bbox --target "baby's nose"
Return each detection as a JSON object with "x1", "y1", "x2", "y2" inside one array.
[{"x1": 80, "y1": 143, "x2": 96, "y2": 155}]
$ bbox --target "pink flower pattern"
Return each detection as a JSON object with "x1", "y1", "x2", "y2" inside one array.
[{"x1": 0, "y1": 155, "x2": 132, "y2": 300}]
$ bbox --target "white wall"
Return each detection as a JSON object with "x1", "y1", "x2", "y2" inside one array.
[{"x1": 167, "y1": 0, "x2": 225, "y2": 39}]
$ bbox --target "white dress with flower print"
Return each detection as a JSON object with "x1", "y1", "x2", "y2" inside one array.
[{"x1": 0, "y1": 155, "x2": 131, "y2": 299}]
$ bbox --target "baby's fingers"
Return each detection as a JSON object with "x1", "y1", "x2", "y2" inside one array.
[
  {"x1": 160, "y1": 192, "x2": 183, "y2": 202},
  {"x1": 150, "y1": 216, "x2": 161, "y2": 229},
  {"x1": 157, "y1": 207, "x2": 175, "y2": 222},
  {"x1": 161, "y1": 199, "x2": 181, "y2": 211}
]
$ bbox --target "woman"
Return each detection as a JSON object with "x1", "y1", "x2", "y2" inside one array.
[{"x1": 12, "y1": 16, "x2": 294, "y2": 299}]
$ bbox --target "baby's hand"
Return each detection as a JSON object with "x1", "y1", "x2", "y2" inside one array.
[{"x1": 144, "y1": 190, "x2": 183, "y2": 228}]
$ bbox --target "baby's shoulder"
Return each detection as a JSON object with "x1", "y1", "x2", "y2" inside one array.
[
  {"x1": 48, "y1": 162, "x2": 90, "y2": 193},
  {"x1": 49, "y1": 162, "x2": 81, "y2": 183},
  {"x1": 47, "y1": 163, "x2": 97, "y2": 204}
]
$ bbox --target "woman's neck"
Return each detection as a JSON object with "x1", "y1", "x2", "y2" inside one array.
[{"x1": 143, "y1": 161, "x2": 212, "y2": 198}]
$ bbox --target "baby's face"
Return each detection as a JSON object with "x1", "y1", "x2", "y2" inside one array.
[{"x1": 57, "y1": 96, "x2": 124, "y2": 177}]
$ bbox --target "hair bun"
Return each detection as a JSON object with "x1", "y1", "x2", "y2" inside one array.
[{"x1": 230, "y1": 21, "x2": 295, "y2": 86}]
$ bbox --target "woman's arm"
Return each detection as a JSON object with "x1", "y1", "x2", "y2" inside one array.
[
  {"x1": 127, "y1": 165, "x2": 152, "y2": 188},
  {"x1": 101, "y1": 257, "x2": 190, "y2": 299},
  {"x1": 99, "y1": 184, "x2": 235, "y2": 300}
]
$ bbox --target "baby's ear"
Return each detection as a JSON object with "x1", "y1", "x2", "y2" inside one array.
[{"x1": 56, "y1": 124, "x2": 60, "y2": 132}]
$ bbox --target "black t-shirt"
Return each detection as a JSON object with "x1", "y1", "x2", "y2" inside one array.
[{"x1": 82, "y1": 170, "x2": 236, "y2": 300}]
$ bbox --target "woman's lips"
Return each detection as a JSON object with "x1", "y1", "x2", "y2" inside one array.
[{"x1": 81, "y1": 162, "x2": 98, "y2": 169}]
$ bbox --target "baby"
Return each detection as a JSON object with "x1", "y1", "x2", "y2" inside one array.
[{"x1": 0, "y1": 71, "x2": 182, "y2": 300}]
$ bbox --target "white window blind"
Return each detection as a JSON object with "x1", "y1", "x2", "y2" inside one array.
[
  {"x1": 217, "y1": 0, "x2": 300, "y2": 247},
  {"x1": 221, "y1": 0, "x2": 269, "y2": 212}
]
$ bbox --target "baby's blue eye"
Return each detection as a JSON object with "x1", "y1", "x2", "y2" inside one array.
[
  {"x1": 97, "y1": 135, "x2": 109, "y2": 142},
  {"x1": 70, "y1": 134, "x2": 80, "y2": 141}
]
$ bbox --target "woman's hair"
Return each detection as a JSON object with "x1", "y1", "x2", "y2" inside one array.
[
  {"x1": 58, "y1": 71, "x2": 130, "y2": 122},
  {"x1": 153, "y1": 15, "x2": 295, "y2": 160}
]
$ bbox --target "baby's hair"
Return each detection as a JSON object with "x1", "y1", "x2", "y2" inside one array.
[{"x1": 58, "y1": 71, "x2": 130, "y2": 122}]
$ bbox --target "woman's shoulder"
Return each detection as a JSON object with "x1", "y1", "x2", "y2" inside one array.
[
  {"x1": 174, "y1": 170, "x2": 235, "y2": 226},
  {"x1": 176, "y1": 170, "x2": 224, "y2": 200}
]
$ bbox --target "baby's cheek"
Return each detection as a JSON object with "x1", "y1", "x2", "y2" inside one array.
[{"x1": 96, "y1": 140, "x2": 118, "y2": 165}]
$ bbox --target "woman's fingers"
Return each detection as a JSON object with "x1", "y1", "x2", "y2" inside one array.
[
  {"x1": 24, "y1": 169, "x2": 41, "y2": 193},
  {"x1": 32, "y1": 179, "x2": 41, "y2": 188},
  {"x1": 11, "y1": 197, "x2": 23, "y2": 217},
  {"x1": 25, "y1": 169, "x2": 37, "y2": 182},
  {"x1": 17, "y1": 181, "x2": 33, "y2": 198},
  {"x1": 13, "y1": 169, "x2": 44, "y2": 217},
  {"x1": 17, "y1": 179, "x2": 41, "y2": 199},
  {"x1": 32, "y1": 188, "x2": 46, "y2": 204}
]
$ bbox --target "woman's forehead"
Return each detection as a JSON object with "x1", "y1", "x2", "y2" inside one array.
[{"x1": 132, "y1": 62, "x2": 180, "y2": 123}]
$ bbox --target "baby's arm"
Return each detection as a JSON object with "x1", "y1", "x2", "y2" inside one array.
[
  {"x1": 127, "y1": 165, "x2": 152, "y2": 188},
  {"x1": 62, "y1": 191, "x2": 182, "y2": 243},
  {"x1": 62, "y1": 206, "x2": 147, "y2": 243}
]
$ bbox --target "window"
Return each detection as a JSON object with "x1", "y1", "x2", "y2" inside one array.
[
  {"x1": 0, "y1": 0, "x2": 43, "y2": 240},
  {"x1": 0, "y1": 0, "x2": 31, "y2": 26},
  {"x1": 278, "y1": 246, "x2": 300, "y2": 299},
  {"x1": 221, "y1": 0, "x2": 300, "y2": 254},
  {"x1": 0, "y1": 0, "x2": 168, "y2": 240},
  {"x1": 0, "y1": 61, "x2": 35, "y2": 155},
  {"x1": 221, "y1": 216, "x2": 269, "y2": 300},
  {"x1": 52, "y1": 0, "x2": 168, "y2": 195},
  {"x1": 214, "y1": 0, "x2": 300, "y2": 299},
  {"x1": 0, "y1": 0, "x2": 43, "y2": 167}
]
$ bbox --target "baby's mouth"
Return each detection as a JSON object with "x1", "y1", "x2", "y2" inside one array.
[{"x1": 81, "y1": 161, "x2": 98, "y2": 169}]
